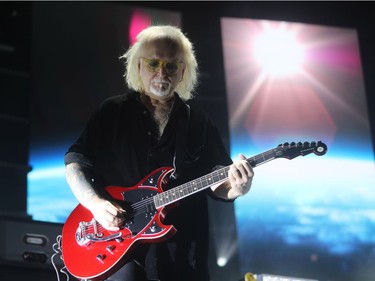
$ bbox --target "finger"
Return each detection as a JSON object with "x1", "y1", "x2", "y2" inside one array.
[
  {"x1": 105, "y1": 202, "x2": 124, "y2": 217},
  {"x1": 236, "y1": 162, "x2": 253, "y2": 179},
  {"x1": 236, "y1": 164, "x2": 247, "y2": 178},
  {"x1": 95, "y1": 215, "x2": 119, "y2": 231},
  {"x1": 230, "y1": 165, "x2": 241, "y2": 179},
  {"x1": 228, "y1": 166, "x2": 237, "y2": 182},
  {"x1": 232, "y1": 162, "x2": 248, "y2": 180},
  {"x1": 238, "y1": 153, "x2": 247, "y2": 160},
  {"x1": 242, "y1": 162, "x2": 253, "y2": 178},
  {"x1": 106, "y1": 226, "x2": 120, "y2": 231},
  {"x1": 103, "y1": 214, "x2": 122, "y2": 230},
  {"x1": 103, "y1": 221, "x2": 120, "y2": 231},
  {"x1": 113, "y1": 201, "x2": 126, "y2": 213},
  {"x1": 237, "y1": 153, "x2": 253, "y2": 176}
]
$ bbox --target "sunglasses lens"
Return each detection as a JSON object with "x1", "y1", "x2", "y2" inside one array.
[
  {"x1": 165, "y1": 62, "x2": 179, "y2": 74},
  {"x1": 146, "y1": 59, "x2": 162, "y2": 71},
  {"x1": 143, "y1": 58, "x2": 181, "y2": 74}
]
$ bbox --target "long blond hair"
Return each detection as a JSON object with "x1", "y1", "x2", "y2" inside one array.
[{"x1": 120, "y1": 25, "x2": 198, "y2": 101}]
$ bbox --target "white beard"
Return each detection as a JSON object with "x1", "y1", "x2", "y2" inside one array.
[{"x1": 150, "y1": 79, "x2": 172, "y2": 97}]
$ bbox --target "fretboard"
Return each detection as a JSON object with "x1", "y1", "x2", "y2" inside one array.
[{"x1": 153, "y1": 147, "x2": 279, "y2": 208}]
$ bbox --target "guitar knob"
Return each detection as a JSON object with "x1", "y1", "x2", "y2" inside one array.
[
  {"x1": 106, "y1": 245, "x2": 115, "y2": 253},
  {"x1": 96, "y1": 254, "x2": 106, "y2": 262},
  {"x1": 116, "y1": 237, "x2": 124, "y2": 243}
]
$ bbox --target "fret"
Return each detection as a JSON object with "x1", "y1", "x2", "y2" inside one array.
[
  {"x1": 212, "y1": 171, "x2": 219, "y2": 182},
  {"x1": 158, "y1": 194, "x2": 164, "y2": 206},
  {"x1": 261, "y1": 152, "x2": 266, "y2": 162},
  {"x1": 177, "y1": 188, "x2": 182, "y2": 199},
  {"x1": 194, "y1": 181, "x2": 199, "y2": 192},
  {"x1": 172, "y1": 189, "x2": 177, "y2": 201},
  {"x1": 200, "y1": 176, "x2": 209, "y2": 187},
  {"x1": 171, "y1": 189, "x2": 178, "y2": 201},
  {"x1": 187, "y1": 182, "x2": 193, "y2": 194},
  {"x1": 155, "y1": 149, "x2": 278, "y2": 208},
  {"x1": 198, "y1": 180, "x2": 203, "y2": 189},
  {"x1": 191, "y1": 181, "x2": 198, "y2": 192},
  {"x1": 153, "y1": 141, "x2": 327, "y2": 208},
  {"x1": 250, "y1": 148, "x2": 276, "y2": 167},
  {"x1": 181, "y1": 185, "x2": 187, "y2": 197},
  {"x1": 215, "y1": 167, "x2": 228, "y2": 180},
  {"x1": 164, "y1": 191, "x2": 171, "y2": 204},
  {"x1": 156, "y1": 148, "x2": 280, "y2": 207}
]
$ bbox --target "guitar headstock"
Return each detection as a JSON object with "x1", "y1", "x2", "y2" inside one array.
[{"x1": 276, "y1": 141, "x2": 327, "y2": 159}]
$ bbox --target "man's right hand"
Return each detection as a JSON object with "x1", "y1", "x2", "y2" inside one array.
[{"x1": 88, "y1": 197, "x2": 126, "y2": 231}]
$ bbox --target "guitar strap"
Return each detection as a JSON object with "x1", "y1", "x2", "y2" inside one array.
[{"x1": 171, "y1": 103, "x2": 190, "y2": 179}]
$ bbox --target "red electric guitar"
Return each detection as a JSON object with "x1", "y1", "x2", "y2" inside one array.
[{"x1": 61, "y1": 141, "x2": 327, "y2": 280}]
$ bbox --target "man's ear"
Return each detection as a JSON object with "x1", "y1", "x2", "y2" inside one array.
[{"x1": 180, "y1": 66, "x2": 186, "y2": 82}]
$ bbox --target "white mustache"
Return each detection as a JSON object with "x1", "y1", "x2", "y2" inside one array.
[{"x1": 152, "y1": 78, "x2": 170, "y2": 84}]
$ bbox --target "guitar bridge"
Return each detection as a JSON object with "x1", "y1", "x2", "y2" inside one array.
[{"x1": 75, "y1": 218, "x2": 122, "y2": 246}]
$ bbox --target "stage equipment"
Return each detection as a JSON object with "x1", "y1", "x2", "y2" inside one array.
[
  {"x1": 0, "y1": 216, "x2": 63, "y2": 269},
  {"x1": 244, "y1": 272, "x2": 319, "y2": 281}
]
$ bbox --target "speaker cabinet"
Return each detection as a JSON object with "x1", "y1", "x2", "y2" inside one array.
[{"x1": 0, "y1": 216, "x2": 64, "y2": 270}]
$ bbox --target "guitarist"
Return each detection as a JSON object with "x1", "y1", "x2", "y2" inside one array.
[{"x1": 64, "y1": 25, "x2": 254, "y2": 281}]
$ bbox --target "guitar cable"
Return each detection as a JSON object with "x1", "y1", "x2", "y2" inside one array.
[{"x1": 51, "y1": 234, "x2": 70, "y2": 281}]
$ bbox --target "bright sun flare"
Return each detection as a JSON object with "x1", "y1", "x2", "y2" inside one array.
[{"x1": 253, "y1": 27, "x2": 305, "y2": 77}]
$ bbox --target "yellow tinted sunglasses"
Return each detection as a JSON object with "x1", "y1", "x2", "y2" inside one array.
[{"x1": 141, "y1": 58, "x2": 183, "y2": 75}]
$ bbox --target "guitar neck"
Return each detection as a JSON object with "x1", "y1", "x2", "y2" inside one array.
[{"x1": 154, "y1": 148, "x2": 277, "y2": 208}]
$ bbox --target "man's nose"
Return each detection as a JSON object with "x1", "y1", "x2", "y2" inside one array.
[{"x1": 156, "y1": 65, "x2": 168, "y2": 76}]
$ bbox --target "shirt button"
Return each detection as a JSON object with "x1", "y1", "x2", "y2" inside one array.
[
  {"x1": 147, "y1": 131, "x2": 151, "y2": 136},
  {"x1": 143, "y1": 110, "x2": 147, "y2": 114}
]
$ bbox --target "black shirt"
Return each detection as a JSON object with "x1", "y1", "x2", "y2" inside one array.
[{"x1": 64, "y1": 91, "x2": 233, "y2": 280}]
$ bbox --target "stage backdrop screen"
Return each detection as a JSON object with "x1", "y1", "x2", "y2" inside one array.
[{"x1": 221, "y1": 17, "x2": 375, "y2": 281}]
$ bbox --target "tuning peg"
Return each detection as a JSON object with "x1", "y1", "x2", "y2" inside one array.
[{"x1": 315, "y1": 141, "x2": 328, "y2": 155}]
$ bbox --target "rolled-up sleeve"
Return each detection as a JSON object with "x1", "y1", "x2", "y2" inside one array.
[{"x1": 64, "y1": 152, "x2": 93, "y2": 169}]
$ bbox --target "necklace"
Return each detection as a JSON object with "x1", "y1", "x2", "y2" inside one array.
[
  {"x1": 154, "y1": 103, "x2": 173, "y2": 138},
  {"x1": 139, "y1": 93, "x2": 174, "y2": 139}
]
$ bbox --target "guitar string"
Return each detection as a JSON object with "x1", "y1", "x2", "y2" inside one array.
[
  {"x1": 128, "y1": 170, "x2": 227, "y2": 214},
  {"x1": 124, "y1": 160, "x2": 232, "y2": 216},
  {"x1": 119, "y1": 148, "x2": 278, "y2": 216},
  {"x1": 83, "y1": 148, "x2": 282, "y2": 233},
  {"x1": 83, "y1": 145, "x2": 323, "y2": 236},
  {"x1": 126, "y1": 147, "x2": 280, "y2": 212},
  {"x1": 82, "y1": 167, "x2": 230, "y2": 234},
  {"x1": 129, "y1": 173, "x2": 227, "y2": 214},
  {"x1": 119, "y1": 145, "x2": 316, "y2": 215},
  {"x1": 82, "y1": 171, "x2": 226, "y2": 233},
  {"x1": 84, "y1": 145, "x2": 322, "y2": 236}
]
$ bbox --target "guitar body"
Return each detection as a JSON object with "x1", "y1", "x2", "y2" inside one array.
[{"x1": 61, "y1": 167, "x2": 176, "y2": 281}]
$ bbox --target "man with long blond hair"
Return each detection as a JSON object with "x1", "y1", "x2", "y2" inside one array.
[{"x1": 64, "y1": 25, "x2": 254, "y2": 281}]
